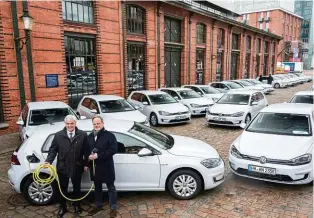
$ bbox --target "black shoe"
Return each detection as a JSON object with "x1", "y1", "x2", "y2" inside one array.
[
  {"x1": 89, "y1": 206, "x2": 102, "y2": 215},
  {"x1": 73, "y1": 204, "x2": 82, "y2": 215},
  {"x1": 57, "y1": 207, "x2": 67, "y2": 218}
]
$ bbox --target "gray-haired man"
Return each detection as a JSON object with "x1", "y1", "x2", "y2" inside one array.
[{"x1": 45, "y1": 115, "x2": 90, "y2": 218}]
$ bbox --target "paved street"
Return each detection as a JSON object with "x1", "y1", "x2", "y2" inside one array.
[{"x1": 0, "y1": 82, "x2": 313, "y2": 218}]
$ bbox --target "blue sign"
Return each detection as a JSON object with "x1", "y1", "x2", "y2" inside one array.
[{"x1": 45, "y1": 74, "x2": 59, "y2": 88}]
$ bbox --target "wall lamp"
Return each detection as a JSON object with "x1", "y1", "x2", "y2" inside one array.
[{"x1": 15, "y1": 14, "x2": 34, "y2": 50}]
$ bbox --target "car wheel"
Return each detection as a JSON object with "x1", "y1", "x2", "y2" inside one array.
[
  {"x1": 23, "y1": 177, "x2": 57, "y2": 205},
  {"x1": 167, "y1": 169, "x2": 202, "y2": 200},
  {"x1": 274, "y1": 83, "x2": 280, "y2": 88},
  {"x1": 245, "y1": 114, "x2": 251, "y2": 124},
  {"x1": 150, "y1": 113, "x2": 158, "y2": 126}
]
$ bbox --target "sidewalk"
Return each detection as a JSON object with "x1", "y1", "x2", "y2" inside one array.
[{"x1": 0, "y1": 133, "x2": 20, "y2": 154}]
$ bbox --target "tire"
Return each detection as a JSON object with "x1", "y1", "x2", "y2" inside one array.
[
  {"x1": 245, "y1": 114, "x2": 251, "y2": 124},
  {"x1": 274, "y1": 83, "x2": 280, "y2": 88},
  {"x1": 23, "y1": 177, "x2": 57, "y2": 205},
  {"x1": 167, "y1": 169, "x2": 202, "y2": 200},
  {"x1": 149, "y1": 113, "x2": 159, "y2": 126}
]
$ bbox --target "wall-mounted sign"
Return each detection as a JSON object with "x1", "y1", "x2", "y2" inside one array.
[{"x1": 45, "y1": 74, "x2": 59, "y2": 88}]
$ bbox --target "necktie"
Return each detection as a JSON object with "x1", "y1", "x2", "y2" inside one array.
[{"x1": 69, "y1": 132, "x2": 73, "y2": 141}]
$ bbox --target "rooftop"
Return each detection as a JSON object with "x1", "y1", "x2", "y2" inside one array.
[{"x1": 240, "y1": 7, "x2": 303, "y2": 19}]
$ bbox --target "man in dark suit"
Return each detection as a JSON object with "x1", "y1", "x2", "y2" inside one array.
[
  {"x1": 45, "y1": 115, "x2": 89, "y2": 218},
  {"x1": 88, "y1": 115, "x2": 118, "y2": 218}
]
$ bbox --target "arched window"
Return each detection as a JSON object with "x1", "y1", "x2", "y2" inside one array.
[
  {"x1": 126, "y1": 5, "x2": 145, "y2": 34},
  {"x1": 196, "y1": 23, "x2": 206, "y2": 44}
]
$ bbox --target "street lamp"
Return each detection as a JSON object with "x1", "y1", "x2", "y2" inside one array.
[{"x1": 15, "y1": 14, "x2": 34, "y2": 49}]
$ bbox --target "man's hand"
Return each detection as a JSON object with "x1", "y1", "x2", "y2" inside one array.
[
  {"x1": 84, "y1": 166, "x2": 89, "y2": 172},
  {"x1": 43, "y1": 162, "x2": 50, "y2": 168},
  {"x1": 89, "y1": 153, "x2": 98, "y2": 160}
]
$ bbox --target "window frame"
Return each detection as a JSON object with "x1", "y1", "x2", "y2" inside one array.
[
  {"x1": 126, "y1": 4, "x2": 145, "y2": 34},
  {"x1": 62, "y1": 0, "x2": 94, "y2": 24},
  {"x1": 196, "y1": 23, "x2": 206, "y2": 44}
]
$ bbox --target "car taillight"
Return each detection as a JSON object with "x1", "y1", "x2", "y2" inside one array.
[{"x1": 11, "y1": 152, "x2": 21, "y2": 165}]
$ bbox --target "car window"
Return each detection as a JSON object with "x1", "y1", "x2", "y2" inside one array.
[
  {"x1": 217, "y1": 94, "x2": 250, "y2": 105},
  {"x1": 131, "y1": 93, "x2": 141, "y2": 101},
  {"x1": 82, "y1": 98, "x2": 91, "y2": 108},
  {"x1": 238, "y1": 80, "x2": 252, "y2": 87},
  {"x1": 178, "y1": 90, "x2": 201, "y2": 99},
  {"x1": 140, "y1": 94, "x2": 150, "y2": 104},
  {"x1": 99, "y1": 99, "x2": 135, "y2": 113},
  {"x1": 29, "y1": 108, "x2": 77, "y2": 126},
  {"x1": 21, "y1": 105, "x2": 29, "y2": 124},
  {"x1": 256, "y1": 92, "x2": 264, "y2": 100},
  {"x1": 210, "y1": 83, "x2": 218, "y2": 88},
  {"x1": 225, "y1": 82, "x2": 242, "y2": 89},
  {"x1": 250, "y1": 94, "x2": 258, "y2": 103},
  {"x1": 200, "y1": 86, "x2": 220, "y2": 94},
  {"x1": 169, "y1": 91, "x2": 181, "y2": 99},
  {"x1": 90, "y1": 100, "x2": 100, "y2": 113},
  {"x1": 148, "y1": 94, "x2": 177, "y2": 105},
  {"x1": 113, "y1": 132, "x2": 148, "y2": 154},
  {"x1": 290, "y1": 95, "x2": 314, "y2": 104}
]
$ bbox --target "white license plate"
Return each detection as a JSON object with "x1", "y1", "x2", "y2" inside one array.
[
  {"x1": 176, "y1": 116, "x2": 185, "y2": 120},
  {"x1": 248, "y1": 165, "x2": 276, "y2": 175},
  {"x1": 213, "y1": 117, "x2": 226, "y2": 121}
]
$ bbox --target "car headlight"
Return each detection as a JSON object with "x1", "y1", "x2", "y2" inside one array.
[
  {"x1": 201, "y1": 158, "x2": 222, "y2": 168},
  {"x1": 144, "y1": 118, "x2": 149, "y2": 124},
  {"x1": 230, "y1": 145, "x2": 243, "y2": 158},
  {"x1": 158, "y1": 111, "x2": 171, "y2": 116},
  {"x1": 190, "y1": 103, "x2": 202, "y2": 108},
  {"x1": 231, "y1": 111, "x2": 244, "y2": 117},
  {"x1": 290, "y1": 154, "x2": 312, "y2": 165}
]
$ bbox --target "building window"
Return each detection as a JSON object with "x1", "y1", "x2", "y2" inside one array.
[
  {"x1": 0, "y1": 92, "x2": 3, "y2": 123},
  {"x1": 196, "y1": 49, "x2": 205, "y2": 84},
  {"x1": 65, "y1": 35, "x2": 97, "y2": 108},
  {"x1": 264, "y1": 41, "x2": 269, "y2": 54},
  {"x1": 245, "y1": 36, "x2": 251, "y2": 79},
  {"x1": 216, "y1": 29, "x2": 225, "y2": 81},
  {"x1": 217, "y1": 28, "x2": 225, "y2": 48},
  {"x1": 232, "y1": 33, "x2": 239, "y2": 50},
  {"x1": 126, "y1": 5, "x2": 145, "y2": 34},
  {"x1": 257, "y1": 38, "x2": 261, "y2": 53},
  {"x1": 196, "y1": 23, "x2": 206, "y2": 44},
  {"x1": 246, "y1": 36, "x2": 251, "y2": 50},
  {"x1": 127, "y1": 43, "x2": 145, "y2": 94},
  {"x1": 164, "y1": 17, "x2": 181, "y2": 43},
  {"x1": 62, "y1": 1, "x2": 94, "y2": 24}
]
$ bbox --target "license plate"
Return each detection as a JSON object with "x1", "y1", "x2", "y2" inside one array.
[
  {"x1": 248, "y1": 165, "x2": 276, "y2": 175},
  {"x1": 213, "y1": 117, "x2": 226, "y2": 121},
  {"x1": 176, "y1": 116, "x2": 185, "y2": 120}
]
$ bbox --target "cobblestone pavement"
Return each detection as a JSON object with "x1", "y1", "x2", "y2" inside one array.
[{"x1": 0, "y1": 82, "x2": 313, "y2": 218}]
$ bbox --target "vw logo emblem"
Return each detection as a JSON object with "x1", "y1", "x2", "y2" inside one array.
[{"x1": 259, "y1": 156, "x2": 267, "y2": 164}]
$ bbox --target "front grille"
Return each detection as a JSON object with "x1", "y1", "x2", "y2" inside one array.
[
  {"x1": 208, "y1": 120, "x2": 234, "y2": 125},
  {"x1": 209, "y1": 113, "x2": 232, "y2": 116},
  {"x1": 194, "y1": 104, "x2": 209, "y2": 108},
  {"x1": 236, "y1": 168, "x2": 309, "y2": 182},
  {"x1": 170, "y1": 111, "x2": 189, "y2": 115},
  {"x1": 169, "y1": 118, "x2": 190, "y2": 123},
  {"x1": 241, "y1": 154, "x2": 294, "y2": 165}
]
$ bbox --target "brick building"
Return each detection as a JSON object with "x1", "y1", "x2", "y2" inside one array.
[
  {"x1": 238, "y1": 8, "x2": 303, "y2": 62},
  {"x1": 0, "y1": 0, "x2": 282, "y2": 135}
]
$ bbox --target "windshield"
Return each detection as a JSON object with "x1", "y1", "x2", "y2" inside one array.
[
  {"x1": 290, "y1": 95, "x2": 313, "y2": 104},
  {"x1": 247, "y1": 112, "x2": 312, "y2": 136},
  {"x1": 28, "y1": 108, "x2": 77, "y2": 126},
  {"x1": 129, "y1": 123, "x2": 174, "y2": 149},
  {"x1": 99, "y1": 99, "x2": 135, "y2": 113},
  {"x1": 149, "y1": 94, "x2": 177, "y2": 105},
  {"x1": 225, "y1": 82, "x2": 243, "y2": 89},
  {"x1": 217, "y1": 94, "x2": 250, "y2": 105},
  {"x1": 200, "y1": 86, "x2": 221, "y2": 94},
  {"x1": 238, "y1": 80, "x2": 253, "y2": 87},
  {"x1": 178, "y1": 90, "x2": 201, "y2": 99},
  {"x1": 249, "y1": 80, "x2": 263, "y2": 85}
]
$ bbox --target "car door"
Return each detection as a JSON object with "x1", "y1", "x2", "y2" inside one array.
[
  {"x1": 113, "y1": 132, "x2": 161, "y2": 189},
  {"x1": 249, "y1": 93, "x2": 260, "y2": 117}
]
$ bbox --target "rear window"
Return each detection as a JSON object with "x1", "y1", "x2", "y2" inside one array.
[
  {"x1": 29, "y1": 108, "x2": 77, "y2": 126},
  {"x1": 290, "y1": 95, "x2": 313, "y2": 104}
]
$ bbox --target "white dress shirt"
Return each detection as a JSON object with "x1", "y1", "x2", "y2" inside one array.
[{"x1": 67, "y1": 130, "x2": 75, "y2": 139}]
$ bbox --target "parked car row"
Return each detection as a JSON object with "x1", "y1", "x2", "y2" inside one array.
[{"x1": 257, "y1": 73, "x2": 312, "y2": 88}]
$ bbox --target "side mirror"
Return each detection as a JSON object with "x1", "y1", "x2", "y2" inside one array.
[
  {"x1": 251, "y1": 101, "x2": 258, "y2": 105},
  {"x1": 90, "y1": 109, "x2": 97, "y2": 113},
  {"x1": 240, "y1": 123, "x2": 246, "y2": 129},
  {"x1": 16, "y1": 120, "x2": 24, "y2": 126},
  {"x1": 80, "y1": 116, "x2": 87, "y2": 120},
  {"x1": 143, "y1": 101, "x2": 149, "y2": 105},
  {"x1": 138, "y1": 148, "x2": 153, "y2": 157}
]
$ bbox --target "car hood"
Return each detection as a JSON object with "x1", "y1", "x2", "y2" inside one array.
[
  {"x1": 168, "y1": 135, "x2": 219, "y2": 158},
  {"x1": 211, "y1": 103, "x2": 249, "y2": 114},
  {"x1": 102, "y1": 110, "x2": 146, "y2": 122},
  {"x1": 181, "y1": 97, "x2": 214, "y2": 105},
  {"x1": 152, "y1": 103, "x2": 189, "y2": 113},
  {"x1": 235, "y1": 131, "x2": 313, "y2": 159}
]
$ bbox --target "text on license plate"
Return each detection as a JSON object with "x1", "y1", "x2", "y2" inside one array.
[
  {"x1": 248, "y1": 165, "x2": 276, "y2": 175},
  {"x1": 213, "y1": 117, "x2": 226, "y2": 121},
  {"x1": 176, "y1": 116, "x2": 185, "y2": 119}
]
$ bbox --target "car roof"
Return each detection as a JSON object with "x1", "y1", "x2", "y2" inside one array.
[
  {"x1": 84, "y1": 95, "x2": 124, "y2": 101},
  {"x1": 226, "y1": 90, "x2": 258, "y2": 95},
  {"x1": 160, "y1": 87, "x2": 191, "y2": 91},
  {"x1": 261, "y1": 103, "x2": 314, "y2": 114},
  {"x1": 131, "y1": 90, "x2": 167, "y2": 95},
  {"x1": 182, "y1": 84, "x2": 211, "y2": 88},
  {"x1": 28, "y1": 101, "x2": 70, "y2": 110},
  {"x1": 294, "y1": 91, "x2": 314, "y2": 96}
]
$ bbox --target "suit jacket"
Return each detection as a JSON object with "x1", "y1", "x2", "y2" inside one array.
[
  {"x1": 46, "y1": 127, "x2": 90, "y2": 178},
  {"x1": 87, "y1": 128, "x2": 117, "y2": 183}
]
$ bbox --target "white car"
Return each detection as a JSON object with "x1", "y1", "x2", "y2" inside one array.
[
  {"x1": 278, "y1": 74, "x2": 298, "y2": 86},
  {"x1": 209, "y1": 81, "x2": 248, "y2": 93},
  {"x1": 206, "y1": 90, "x2": 268, "y2": 126},
  {"x1": 8, "y1": 119, "x2": 225, "y2": 205},
  {"x1": 229, "y1": 103, "x2": 313, "y2": 185},
  {"x1": 181, "y1": 85, "x2": 224, "y2": 102},
  {"x1": 288, "y1": 91, "x2": 314, "y2": 104},
  {"x1": 16, "y1": 101, "x2": 81, "y2": 141},
  {"x1": 309, "y1": 85, "x2": 314, "y2": 91},
  {"x1": 227, "y1": 80, "x2": 265, "y2": 92},
  {"x1": 159, "y1": 87, "x2": 215, "y2": 115},
  {"x1": 76, "y1": 95, "x2": 148, "y2": 125},
  {"x1": 242, "y1": 79, "x2": 274, "y2": 94},
  {"x1": 127, "y1": 90, "x2": 191, "y2": 126},
  {"x1": 295, "y1": 72, "x2": 312, "y2": 82},
  {"x1": 257, "y1": 75, "x2": 289, "y2": 88}
]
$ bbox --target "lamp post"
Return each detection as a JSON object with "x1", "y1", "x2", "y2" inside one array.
[{"x1": 15, "y1": 13, "x2": 34, "y2": 50}]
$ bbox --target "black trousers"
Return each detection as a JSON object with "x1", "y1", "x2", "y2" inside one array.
[
  {"x1": 58, "y1": 169, "x2": 83, "y2": 208},
  {"x1": 94, "y1": 180, "x2": 117, "y2": 209}
]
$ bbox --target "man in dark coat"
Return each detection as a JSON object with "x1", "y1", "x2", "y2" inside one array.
[
  {"x1": 259, "y1": 75, "x2": 263, "y2": 83},
  {"x1": 88, "y1": 115, "x2": 118, "y2": 217},
  {"x1": 268, "y1": 74, "x2": 274, "y2": 85},
  {"x1": 45, "y1": 115, "x2": 89, "y2": 218}
]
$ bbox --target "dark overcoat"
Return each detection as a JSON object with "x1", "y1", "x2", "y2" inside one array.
[
  {"x1": 87, "y1": 128, "x2": 117, "y2": 183},
  {"x1": 46, "y1": 127, "x2": 89, "y2": 178}
]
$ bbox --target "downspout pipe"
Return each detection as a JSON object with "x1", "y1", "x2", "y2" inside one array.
[
  {"x1": 157, "y1": 2, "x2": 161, "y2": 88},
  {"x1": 22, "y1": 0, "x2": 36, "y2": 102},
  {"x1": 210, "y1": 20, "x2": 215, "y2": 82},
  {"x1": 11, "y1": 1, "x2": 26, "y2": 108},
  {"x1": 188, "y1": 12, "x2": 192, "y2": 84},
  {"x1": 121, "y1": 1, "x2": 127, "y2": 97}
]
